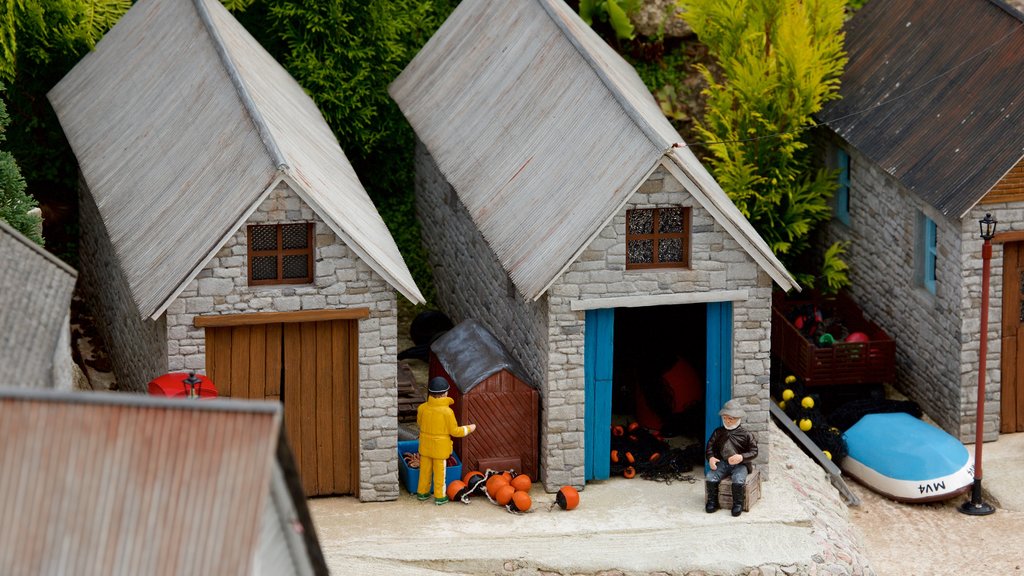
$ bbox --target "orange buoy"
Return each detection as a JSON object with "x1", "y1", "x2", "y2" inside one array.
[
  {"x1": 501, "y1": 471, "x2": 513, "y2": 483},
  {"x1": 627, "y1": 421, "x2": 640, "y2": 432},
  {"x1": 446, "y1": 480, "x2": 468, "y2": 502},
  {"x1": 622, "y1": 466, "x2": 636, "y2": 479},
  {"x1": 556, "y1": 486, "x2": 580, "y2": 511},
  {"x1": 463, "y1": 470, "x2": 484, "y2": 485},
  {"x1": 486, "y1": 474, "x2": 509, "y2": 498},
  {"x1": 625, "y1": 451, "x2": 635, "y2": 464},
  {"x1": 509, "y1": 490, "x2": 532, "y2": 512},
  {"x1": 610, "y1": 449, "x2": 620, "y2": 463},
  {"x1": 495, "y1": 484, "x2": 515, "y2": 506},
  {"x1": 649, "y1": 452, "x2": 661, "y2": 462},
  {"x1": 510, "y1": 474, "x2": 532, "y2": 492},
  {"x1": 611, "y1": 425, "x2": 624, "y2": 436}
]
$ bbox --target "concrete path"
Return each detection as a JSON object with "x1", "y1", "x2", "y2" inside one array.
[{"x1": 310, "y1": 423, "x2": 870, "y2": 575}]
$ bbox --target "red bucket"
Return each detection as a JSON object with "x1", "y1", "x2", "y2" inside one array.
[{"x1": 147, "y1": 372, "x2": 218, "y2": 398}]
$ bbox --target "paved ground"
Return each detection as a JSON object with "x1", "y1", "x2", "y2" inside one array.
[
  {"x1": 309, "y1": 422, "x2": 870, "y2": 575},
  {"x1": 847, "y1": 432, "x2": 1024, "y2": 576},
  {"x1": 310, "y1": 425, "x2": 1024, "y2": 576}
]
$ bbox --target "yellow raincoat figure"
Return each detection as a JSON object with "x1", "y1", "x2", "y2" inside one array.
[{"x1": 416, "y1": 377, "x2": 476, "y2": 504}]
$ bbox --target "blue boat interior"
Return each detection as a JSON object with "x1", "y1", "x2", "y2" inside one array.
[{"x1": 842, "y1": 412, "x2": 968, "y2": 481}]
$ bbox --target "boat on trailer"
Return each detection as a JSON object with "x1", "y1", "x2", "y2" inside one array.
[{"x1": 840, "y1": 412, "x2": 973, "y2": 503}]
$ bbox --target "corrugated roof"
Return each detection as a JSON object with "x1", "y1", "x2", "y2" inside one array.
[
  {"x1": 822, "y1": 0, "x2": 1024, "y2": 218},
  {"x1": 49, "y1": 0, "x2": 423, "y2": 320},
  {"x1": 390, "y1": 0, "x2": 796, "y2": 299},
  {"x1": 0, "y1": 389, "x2": 282, "y2": 576},
  {"x1": 430, "y1": 319, "x2": 535, "y2": 393},
  {"x1": 0, "y1": 221, "x2": 77, "y2": 387}
]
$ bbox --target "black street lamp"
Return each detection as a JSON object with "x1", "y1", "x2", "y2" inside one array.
[{"x1": 960, "y1": 213, "x2": 997, "y2": 516}]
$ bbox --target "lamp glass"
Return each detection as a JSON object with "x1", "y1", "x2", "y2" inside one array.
[{"x1": 979, "y1": 214, "x2": 997, "y2": 241}]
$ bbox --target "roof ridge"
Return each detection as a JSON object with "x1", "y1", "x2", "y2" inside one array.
[
  {"x1": 192, "y1": 0, "x2": 289, "y2": 171},
  {"x1": 534, "y1": 0, "x2": 674, "y2": 154},
  {"x1": 0, "y1": 219, "x2": 77, "y2": 277}
]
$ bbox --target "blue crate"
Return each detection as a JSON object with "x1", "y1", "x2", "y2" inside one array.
[{"x1": 397, "y1": 440, "x2": 462, "y2": 495}]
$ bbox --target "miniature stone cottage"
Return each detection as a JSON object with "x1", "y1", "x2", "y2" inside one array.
[
  {"x1": 391, "y1": 0, "x2": 798, "y2": 490},
  {"x1": 817, "y1": 0, "x2": 1024, "y2": 440},
  {"x1": 49, "y1": 0, "x2": 423, "y2": 500}
]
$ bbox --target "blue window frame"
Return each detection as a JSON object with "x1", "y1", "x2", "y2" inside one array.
[
  {"x1": 923, "y1": 216, "x2": 937, "y2": 294},
  {"x1": 835, "y1": 149, "x2": 850, "y2": 225}
]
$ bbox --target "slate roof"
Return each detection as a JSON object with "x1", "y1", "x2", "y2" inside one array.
[
  {"x1": 49, "y1": 0, "x2": 424, "y2": 320},
  {"x1": 429, "y1": 319, "x2": 535, "y2": 394},
  {"x1": 390, "y1": 0, "x2": 797, "y2": 299},
  {"x1": 822, "y1": 0, "x2": 1024, "y2": 218},
  {"x1": 0, "y1": 220, "x2": 77, "y2": 387}
]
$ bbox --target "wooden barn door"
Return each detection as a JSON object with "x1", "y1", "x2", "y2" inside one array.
[
  {"x1": 201, "y1": 311, "x2": 362, "y2": 496},
  {"x1": 1001, "y1": 242, "x2": 1024, "y2": 433}
]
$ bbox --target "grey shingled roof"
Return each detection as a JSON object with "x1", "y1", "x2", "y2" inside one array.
[
  {"x1": 49, "y1": 0, "x2": 423, "y2": 320},
  {"x1": 391, "y1": 0, "x2": 797, "y2": 299},
  {"x1": 0, "y1": 220, "x2": 77, "y2": 387}
]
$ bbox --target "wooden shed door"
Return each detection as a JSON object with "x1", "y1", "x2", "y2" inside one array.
[
  {"x1": 1001, "y1": 242, "x2": 1024, "y2": 433},
  {"x1": 205, "y1": 320, "x2": 359, "y2": 496}
]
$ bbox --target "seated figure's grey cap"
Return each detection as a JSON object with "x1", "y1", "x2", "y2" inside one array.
[
  {"x1": 718, "y1": 399, "x2": 746, "y2": 419},
  {"x1": 428, "y1": 377, "x2": 450, "y2": 394}
]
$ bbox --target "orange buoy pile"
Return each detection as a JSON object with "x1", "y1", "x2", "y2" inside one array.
[
  {"x1": 442, "y1": 468, "x2": 580, "y2": 514},
  {"x1": 481, "y1": 470, "x2": 532, "y2": 513}
]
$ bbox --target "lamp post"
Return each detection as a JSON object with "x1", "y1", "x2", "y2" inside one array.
[{"x1": 960, "y1": 213, "x2": 997, "y2": 516}]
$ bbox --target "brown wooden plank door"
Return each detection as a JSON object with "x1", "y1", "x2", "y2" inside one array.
[
  {"x1": 1000, "y1": 242, "x2": 1024, "y2": 433},
  {"x1": 205, "y1": 319, "x2": 359, "y2": 496}
]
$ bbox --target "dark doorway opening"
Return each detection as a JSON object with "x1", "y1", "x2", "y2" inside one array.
[{"x1": 612, "y1": 304, "x2": 706, "y2": 440}]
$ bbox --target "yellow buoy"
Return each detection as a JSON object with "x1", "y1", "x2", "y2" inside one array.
[
  {"x1": 823, "y1": 450, "x2": 832, "y2": 460},
  {"x1": 784, "y1": 375, "x2": 797, "y2": 385},
  {"x1": 801, "y1": 396, "x2": 815, "y2": 409},
  {"x1": 782, "y1": 389, "x2": 795, "y2": 401},
  {"x1": 778, "y1": 400, "x2": 787, "y2": 410},
  {"x1": 799, "y1": 419, "x2": 812, "y2": 432}
]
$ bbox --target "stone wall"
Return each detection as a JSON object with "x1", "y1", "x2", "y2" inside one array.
[
  {"x1": 414, "y1": 144, "x2": 550, "y2": 390},
  {"x1": 960, "y1": 203, "x2": 1018, "y2": 441},
  {"x1": 166, "y1": 182, "x2": 401, "y2": 501},
  {"x1": 819, "y1": 139, "x2": 967, "y2": 438},
  {"x1": 78, "y1": 181, "x2": 168, "y2": 391},
  {"x1": 417, "y1": 142, "x2": 776, "y2": 490}
]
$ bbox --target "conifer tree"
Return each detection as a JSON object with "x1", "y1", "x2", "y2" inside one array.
[{"x1": 0, "y1": 86, "x2": 42, "y2": 245}]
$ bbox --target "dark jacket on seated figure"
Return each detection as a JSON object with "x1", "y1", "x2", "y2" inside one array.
[{"x1": 705, "y1": 426, "x2": 758, "y2": 473}]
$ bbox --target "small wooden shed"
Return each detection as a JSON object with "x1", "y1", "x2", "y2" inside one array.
[{"x1": 429, "y1": 319, "x2": 540, "y2": 478}]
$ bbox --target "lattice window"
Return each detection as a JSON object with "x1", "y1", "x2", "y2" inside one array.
[
  {"x1": 626, "y1": 207, "x2": 690, "y2": 269},
  {"x1": 247, "y1": 223, "x2": 314, "y2": 285}
]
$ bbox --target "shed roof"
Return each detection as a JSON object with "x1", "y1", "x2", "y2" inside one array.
[
  {"x1": 0, "y1": 221, "x2": 77, "y2": 386},
  {"x1": 0, "y1": 388, "x2": 326, "y2": 575},
  {"x1": 390, "y1": 0, "x2": 797, "y2": 299},
  {"x1": 430, "y1": 319, "x2": 534, "y2": 394},
  {"x1": 49, "y1": 0, "x2": 423, "y2": 319},
  {"x1": 822, "y1": 0, "x2": 1024, "y2": 219}
]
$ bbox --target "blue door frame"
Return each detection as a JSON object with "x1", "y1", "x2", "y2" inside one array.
[{"x1": 584, "y1": 302, "x2": 733, "y2": 481}]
